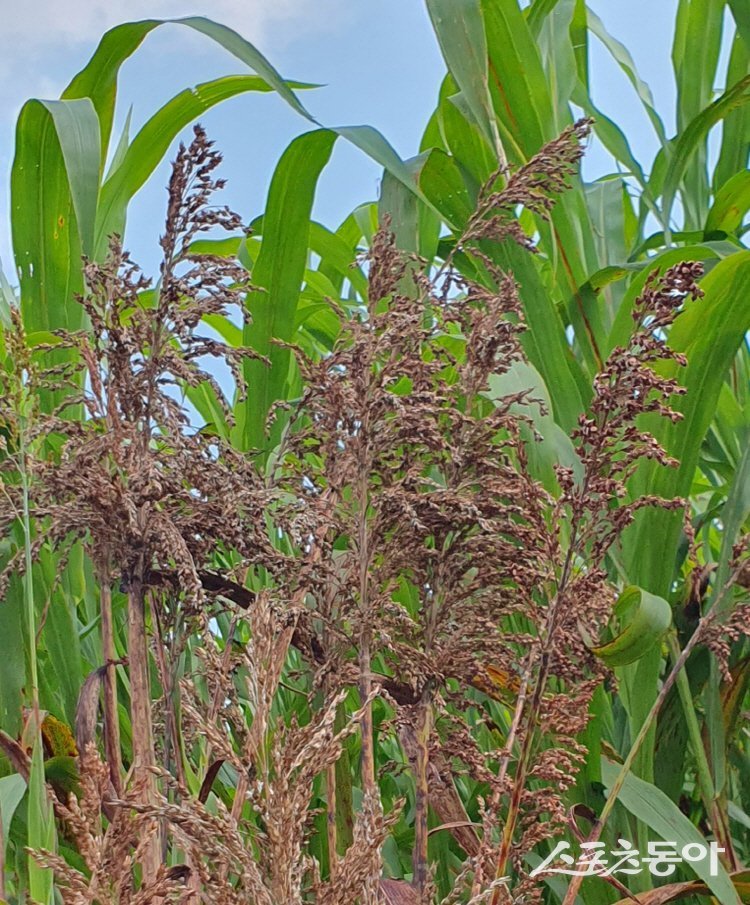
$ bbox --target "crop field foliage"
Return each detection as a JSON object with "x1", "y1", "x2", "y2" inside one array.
[{"x1": 0, "y1": 1, "x2": 749, "y2": 904}]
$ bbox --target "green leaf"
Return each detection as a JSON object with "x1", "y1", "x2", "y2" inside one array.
[
  {"x1": 12, "y1": 99, "x2": 101, "y2": 334},
  {"x1": 38, "y1": 549, "x2": 83, "y2": 728},
  {"x1": 706, "y1": 170, "x2": 750, "y2": 234},
  {"x1": 425, "y1": 0, "x2": 498, "y2": 150},
  {"x1": 589, "y1": 587, "x2": 672, "y2": 667},
  {"x1": 601, "y1": 759, "x2": 741, "y2": 904},
  {"x1": 334, "y1": 125, "x2": 433, "y2": 208},
  {"x1": 0, "y1": 264, "x2": 15, "y2": 329},
  {"x1": 672, "y1": 0, "x2": 726, "y2": 226},
  {"x1": 63, "y1": 20, "x2": 160, "y2": 165},
  {"x1": 309, "y1": 222, "x2": 368, "y2": 299},
  {"x1": 605, "y1": 244, "x2": 725, "y2": 357},
  {"x1": 62, "y1": 16, "x2": 423, "y2": 222},
  {"x1": 437, "y1": 79, "x2": 495, "y2": 187},
  {"x1": 715, "y1": 34, "x2": 750, "y2": 193},
  {"x1": 570, "y1": 0, "x2": 589, "y2": 92},
  {"x1": 625, "y1": 251, "x2": 750, "y2": 596},
  {"x1": 478, "y1": 0, "x2": 602, "y2": 370},
  {"x1": 37, "y1": 100, "x2": 101, "y2": 258},
  {"x1": 235, "y1": 130, "x2": 336, "y2": 451},
  {"x1": 586, "y1": 9, "x2": 668, "y2": 146},
  {"x1": 729, "y1": 0, "x2": 750, "y2": 55},
  {"x1": 482, "y1": 0, "x2": 555, "y2": 157},
  {"x1": 0, "y1": 575, "x2": 27, "y2": 739},
  {"x1": 28, "y1": 739, "x2": 55, "y2": 905},
  {"x1": 175, "y1": 16, "x2": 313, "y2": 119},
  {"x1": 379, "y1": 154, "x2": 440, "y2": 261},
  {"x1": 526, "y1": 0, "x2": 564, "y2": 37},
  {"x1": 417, "y1": 145, "x2": 588, "y2": 434},
  {"x1": 418, "y1": 147, "x2": 474, "y2": 227},
  {"x1": 0, "y1": 773, "x2": 26, "y2": 843},
  {"x1": 662, "y1": 75, "x2": 750, "y2": 235}
]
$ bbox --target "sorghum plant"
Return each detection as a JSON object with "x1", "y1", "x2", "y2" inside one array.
[
  {"x1": 0, "y1": 119, "x2": 730, "y2": 905},
  {"x1": 273, "y1": 121, "x2": 710, "y2": 903}
]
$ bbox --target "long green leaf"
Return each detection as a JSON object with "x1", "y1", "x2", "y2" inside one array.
[
  {"x1": 417, "y1": 148, "x2": 588, "y2": 430},
  {"x1": 479, "y1": 0, "x2": 603, "y2": 370},
  {"x1": 176, "y1": 16, "x2": 312, "y2": 119},
  {"x1": 672, "y1": 0, "x2": 726, "y2": 227},
  {"x1": 625, "y1": 251, "x2": 750, "y2": 595},
  {"x1": 706, "y1": 170, "x2": 750, "y2": 234},
  {"x1": 729, "y1": 0, "x2": 750, "y2": 54},
  {"x1": 62, "y1": 21, "x2": 159, "y2": 166},
  {"x1": 235, "y1": 129, "x2": 336, "y2": 451},
  {"x1": 526, "y1": 0, "x2": 564, "y2": 37},
  {"x1": 11, "y1": 99, "x2": 100, "y2": 332},
  {"x1": 601, "y1": 759, "x2": 740, "y2": 904},
  {"x1": 586, "y1": 9, "x2": 668, "y2": 146},
  {"x1": 425, "y1": 0, "x2": 498, "y2": 152},
  {"x1": 28, "y1": 740, "x2": 55, "y2": 905},
  {"x1": 714, "y1": 34, "x2": 750, "y2": 192},
  {"x1": 0, "y1": 774, "x2": 26, "y2": 844},
  {"x1": 662, "y1": 75, "x2": 750, "y2": 235}
]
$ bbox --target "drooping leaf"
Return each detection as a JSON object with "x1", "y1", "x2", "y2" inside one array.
[
  {"x1": 95, "y1": 75, "x2": 308, "y2": 255},
  {"x1": 661, "y1": 74, "x2": 750, "y2": 236}
]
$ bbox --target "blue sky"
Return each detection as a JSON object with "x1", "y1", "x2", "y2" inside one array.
[{"x1": 0, "y1": 0, "x2": 693, "y2": 276}]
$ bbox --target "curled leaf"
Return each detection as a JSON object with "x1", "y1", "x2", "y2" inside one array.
[{"x1": 588, "y1": 586, "x2": 671, "y2": 667}]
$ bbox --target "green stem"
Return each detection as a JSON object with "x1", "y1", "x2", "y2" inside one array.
[
  {"x1": 20, "y1": 443, "x2": 40, "y2": 723},
  {"x1": 668, "y1": 631, "x2": 716, "y2": 812}
]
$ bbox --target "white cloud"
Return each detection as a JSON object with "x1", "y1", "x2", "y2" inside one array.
[
  {"x1": 0, "y1": 0, "x2": 346, "y2": 112},
  {"x1": 0, "y1": 0, "x2": 348, "y2": 151},
  {"x1": 1, "y1": 0, "x2": 339, "y2": 49}
]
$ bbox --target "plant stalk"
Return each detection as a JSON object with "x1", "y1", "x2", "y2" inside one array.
[
  {"x1": 127, "y1": 575, "x2": 160, "y2": 882},
  {"x1": 98, "y1": 566, "x2": 122, "y2": 795},
  {"x1": 413, "y1": 693, "x2": 433, "y2": 897},
  {"x1": 669, "y1": 632, "x2": 738, "y2": 869}
]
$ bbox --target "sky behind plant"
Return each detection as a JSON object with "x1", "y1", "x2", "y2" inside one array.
[{"x1": 0, "y1": 0, "x2": 702, "y2": 274}]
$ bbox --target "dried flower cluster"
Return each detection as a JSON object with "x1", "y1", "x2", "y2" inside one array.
[
  {"x1": 0, "y1": 119, "x2": 722, "y2": 905},
  {"x1": 272, "y1": 126, "x2": 705, "y2": 901}
]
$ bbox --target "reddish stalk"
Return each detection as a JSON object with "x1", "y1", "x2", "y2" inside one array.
[{"x1": 126, "y1": 570, "x2": 160, "y2": 882}]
